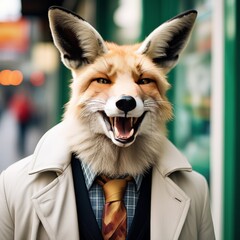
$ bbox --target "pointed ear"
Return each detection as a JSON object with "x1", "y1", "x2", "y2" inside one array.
[
  {"x1": 136, "y1": 10, "x2": 197, "y2": 73},
  {"x1": 48, "y1": 6, "x2": 108, "y2": 70}
]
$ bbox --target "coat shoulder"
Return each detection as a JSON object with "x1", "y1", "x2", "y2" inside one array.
[
  {"x1": 1, "y1": 156, "x2": 33, "y2": 190},
  {"x1": 0, "y1": 155, "x2": 57, "y2": 209},
  {"x1": 0, "y1": 156, "x2": 36, "y2": 211},
  {"x1": 2, "y1": 155, "x2": 33, "y2": 172}
]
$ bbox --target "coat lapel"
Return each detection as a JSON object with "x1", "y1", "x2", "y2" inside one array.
[
  {"x1": 28, "y1": 123, "x2": 79, "y2": 239},
  {"x1": 151, "y1": 168, "x2": 190, "y2": 240},
  {"x1": 151, "y1": 139, "x2": 192, "y2": 240},
  {"x1": 31, "y1": 165, "x2": 79, "y2": 240}
]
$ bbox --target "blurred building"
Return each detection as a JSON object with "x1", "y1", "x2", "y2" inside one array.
[{"x1": 0, "y1": 0, "x2": 239, "y2": 239}]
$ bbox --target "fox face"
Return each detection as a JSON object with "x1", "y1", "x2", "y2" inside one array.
[
  {"x1": 66, "y1": 43, "x2": 172, "y2": 148},
  {"x1": 48, "y1": 7, "x2": 197, "y2": 176}
]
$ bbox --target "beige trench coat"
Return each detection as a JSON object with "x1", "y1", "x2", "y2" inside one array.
[{"x1": 0, "y1": 123, "x2": 215, "y2": 240}]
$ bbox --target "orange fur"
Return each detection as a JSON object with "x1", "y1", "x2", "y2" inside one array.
[{"x1": 65, "y1": 43, "x2": 172, "y2": 121}]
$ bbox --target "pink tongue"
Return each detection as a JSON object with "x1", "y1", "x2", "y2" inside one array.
[{"x1": 114, "y1": 117, "x2": 133, "y2": 139}]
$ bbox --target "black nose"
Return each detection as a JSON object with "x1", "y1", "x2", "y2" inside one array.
[{"x1": 116, "y1": 96, "x2": 136, "y2": 114}]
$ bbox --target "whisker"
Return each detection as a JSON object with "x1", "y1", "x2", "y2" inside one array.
[
  {"x1": 155, "y1": 99, "x2": 172, "y2": 105},
  {"x1": 79, "y1": 99, "x2": 106, "y2": 117},
  {"x1": 144, "y1": 99, "x2": 169, "y2": 106},
  {"x1": 86, "y1": 99, "x2": 106, "y2": 104}
]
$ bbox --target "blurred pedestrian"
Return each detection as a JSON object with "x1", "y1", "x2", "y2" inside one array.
[{"x1": 9, "y1": 91, "x2": 33, "y2": 157}]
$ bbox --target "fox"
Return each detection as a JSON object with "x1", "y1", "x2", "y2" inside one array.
[
  {"x1": 0, "y1": 7, "x2": 216, "y2": 239},
  {"x1": 48, "y1": 7, "x2": 197, "y2": 177}
]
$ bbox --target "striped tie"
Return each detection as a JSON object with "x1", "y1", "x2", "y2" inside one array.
[{"x1": 97, "y1": 176, "x2": 132, "y2": 240}]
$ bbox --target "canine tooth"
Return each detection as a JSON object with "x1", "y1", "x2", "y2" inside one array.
[
  {"x1": 129, "y1": 129, "x2": 134, "y2": 137},
  {"x1": 114, "y1": 126, "x2": 120, "y2": 138},
  {"x1": 110, "y1": 117, "x2": 114, "y2": 126}
]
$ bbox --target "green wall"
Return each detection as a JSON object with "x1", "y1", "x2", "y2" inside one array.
[{"x1": 224, "y1": 0, "x2": 240, "y2": 239}]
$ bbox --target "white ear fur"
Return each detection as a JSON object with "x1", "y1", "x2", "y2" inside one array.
[
  {"x1": 136, "y1": 10, "x2": 197, "y2": 73},
  {"x1": 48, "y1": 6, "x2": 108, "y2": 70}
]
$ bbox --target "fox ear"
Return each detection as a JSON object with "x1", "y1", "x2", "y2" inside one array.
[
  {"x1": 48, "y1": 6, "x2": 108, "y2": 70},
  {"x1": 136, "y1": 10, "x2": 197, "y2": 73}
]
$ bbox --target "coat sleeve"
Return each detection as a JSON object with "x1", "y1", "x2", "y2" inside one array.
[
  {"x1": 0, "y1": 170, "x2": 14, "y2": 240},
  {"x1": 198, "y1": 176, "x2": 216, "y2": 240}
]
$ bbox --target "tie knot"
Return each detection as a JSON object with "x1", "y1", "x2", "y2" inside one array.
[{"x1": 97, "y1": 176, "x2": 132, "y2": 203}]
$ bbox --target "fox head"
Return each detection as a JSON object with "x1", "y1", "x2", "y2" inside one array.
[{"x1": 48, "y1": 7, "x2": 197, "y2": 176}]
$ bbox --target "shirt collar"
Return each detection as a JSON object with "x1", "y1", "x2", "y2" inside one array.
[{"x1": 80, "y1": 160, "x2": 143, "y2": 192}]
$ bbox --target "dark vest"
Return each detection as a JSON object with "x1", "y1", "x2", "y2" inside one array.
[{"x1": 71, "y1": 155, "x2": 151, "y2": 240}]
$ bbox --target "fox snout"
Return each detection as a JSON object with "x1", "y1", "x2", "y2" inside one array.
[
  {"x1": 101, "y1": 95, "x2": 146, "y2": 147},
  {"x1": 105, "y1": 96, "x2": 144, "y2": 118},
  {"x1": 116, "y1": 96, "x2": 136, "y2": 115}
]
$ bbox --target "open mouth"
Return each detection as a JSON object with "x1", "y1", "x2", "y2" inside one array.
[{"x1": 102, "y1": 112, "x2": 146, "y2": 144}]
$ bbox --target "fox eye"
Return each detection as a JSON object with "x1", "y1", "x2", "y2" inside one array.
[
  {"x1": 137, "y1": 78, "x2": 155, "y2": 85},
  {"x1": 95, "y1": 78, "x2": 111, "y2": 84}
]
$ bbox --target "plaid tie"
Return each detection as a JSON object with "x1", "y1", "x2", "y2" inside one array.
[{"x1": 97, "y1": 175, "x2": 132, "y2": 240}]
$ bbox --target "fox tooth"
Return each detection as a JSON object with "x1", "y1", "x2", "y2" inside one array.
[
  {"x1": 109, "y1": 117, "x2": 114, "y2": 127},
  {"x1": 130, "y1": 117, "x2": 133, "y2": 127},
  {"x1": 129, "y1": 128, "x2": 134, "y2": 137},
  {"x1": 114, "y1": 125, "x2": 120, "y2": 138}
]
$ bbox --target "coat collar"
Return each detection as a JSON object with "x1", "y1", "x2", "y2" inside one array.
[
  {"x1": 154, "y1": 137, "x2": 192, "y2": 177},
  {"x1": 28, "y1": 122, "x2": 72, "y2": 175},
  {"x1": 28, "y1": 122, "x2": 192, "y2": 176}
]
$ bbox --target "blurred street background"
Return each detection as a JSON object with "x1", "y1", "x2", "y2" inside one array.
[{"x1": 0, "y1": 0, "x2": 239, "y2": 239}]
